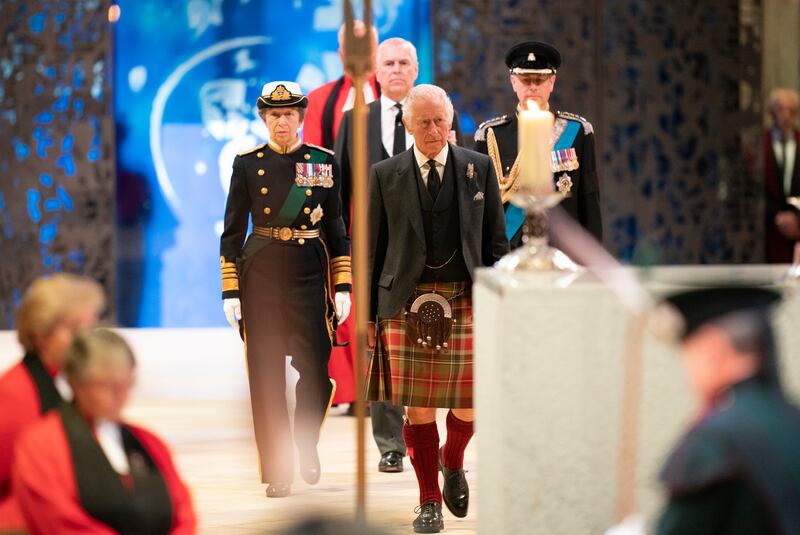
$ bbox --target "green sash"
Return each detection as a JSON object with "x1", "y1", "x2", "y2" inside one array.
[{"x1": 272, "y1": 149, "x2": 328, "y2": 226}]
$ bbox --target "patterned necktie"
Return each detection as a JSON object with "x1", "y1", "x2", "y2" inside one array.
[
  {"x1": 393, "y1": 103, "x2": 405, "y2": 156},
  {"x1": 426, "y1": 159, "x2": 441, "y2": 201}
]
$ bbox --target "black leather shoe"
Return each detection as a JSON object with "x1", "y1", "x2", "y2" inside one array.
[
  {"x1": 266, "y1": 482, "x2": 291, "y2": 498},
  {"x1": 439, "y1": 448, "x2": 469, "y2": 518},
  {"x1": 299, "y1": 448, "x2": 321, "y2": 485},
  {"x1": 413, "y1": 501, "x2": 444, "y2": 533},
  {"x1": 378, "y1": 451, "x2": 404, "y2": 473}
]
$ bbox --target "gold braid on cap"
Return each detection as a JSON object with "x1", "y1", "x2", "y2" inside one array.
[{"x1": 487, "y1": 128, "x2": 521, "y2": 204}]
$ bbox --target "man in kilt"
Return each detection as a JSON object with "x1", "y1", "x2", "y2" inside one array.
[{"x1": 367, "y1": 84, "x2": 509, "y2": 533}]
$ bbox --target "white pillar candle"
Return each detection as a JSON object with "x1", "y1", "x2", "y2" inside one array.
[{"x1": 518, "y1": 100, "x2": 555, "y2": 196}]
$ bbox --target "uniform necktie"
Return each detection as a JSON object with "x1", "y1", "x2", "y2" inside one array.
[
  {"x1": 426, "y1": 160, "x2": 440, "y2": 201},
  {"x1": 780, "y1": 139, "x2": 789, "y2": 195},
  {"x1": 393, "y1": 103, "x2": 405, "y2": 156}
]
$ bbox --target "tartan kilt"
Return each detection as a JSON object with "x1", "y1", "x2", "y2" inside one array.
[{"x1": 366, "y1": 282, "x2": 473, "y2": 408}]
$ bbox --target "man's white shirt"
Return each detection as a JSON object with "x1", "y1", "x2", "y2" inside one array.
[
  {"x1": 413, "y1": 143, "x2": 449, "y2": 186},
  {"x1": 381, "y1": 95, "x2": 413, "y2": 157}
]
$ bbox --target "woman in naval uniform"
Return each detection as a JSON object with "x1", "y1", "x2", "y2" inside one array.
[{"x1": 219, "y1": 81, "x2": 352, "y2": 498}]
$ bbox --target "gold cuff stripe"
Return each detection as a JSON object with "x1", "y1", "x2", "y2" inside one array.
[
  {"x1": 222, "y1": 279, "x2": 240, "y2": 292},
  {"x1": 331, "y1": 256, "x2": 351, "y2": 263},
  {"x1": 222, "y1": 275, "x2": 238, "y2": 280},
  {"x1": 333, "y1": 272, "x2": 353, "y2": 286}
]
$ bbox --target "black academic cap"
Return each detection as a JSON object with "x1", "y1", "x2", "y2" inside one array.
[
  {"x1": 663, "y1": 286, "x2": 781, "y2": 341},
  {"x1": 505, "y1": 41, "x2": 562, "y2": 75}
]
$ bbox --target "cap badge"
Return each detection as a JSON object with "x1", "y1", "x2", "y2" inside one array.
[
  {"x1": 270, "y1": 84, "x2": 291, "y2": 101},
  {"x1": 527, "y1": 52, "x2": 536, "y2": 62}
]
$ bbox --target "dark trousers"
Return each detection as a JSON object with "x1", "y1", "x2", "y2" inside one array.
[
  {"x1": 241, "y1": 241, "x2": 333, "y2": 483},
  {"x1": 371, "y1": 400, "x2": 406, "y2": 455}
]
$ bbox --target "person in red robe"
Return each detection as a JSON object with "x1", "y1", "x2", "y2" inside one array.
[
  {"x1": 12, "y1": 329, "x2": 196, "y2": 535},
  {"x1": 303, "y1": 21, "x2": 379, "y2": 150},
  {"x1": 763, "y1": 88, "x2": 800, "y2": 263},
  {"x1": 303, "y1": 21, "x2": 379, "y2": 410},
  {"x1": 0, "y1": 274, "x2": 104, "y2": 531}
]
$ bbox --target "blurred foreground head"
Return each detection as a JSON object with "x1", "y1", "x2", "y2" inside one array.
[
  {"x1": 64, "y1": 329, "x2": 136, "y2": 421},
  {"x1": 15, "y1": 274, "x2": 105, "y2": 367},
  {"x1": 661, "y1": 286, "x2": 782, "y2": 403}
]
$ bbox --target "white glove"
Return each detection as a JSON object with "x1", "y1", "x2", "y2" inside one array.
[
  {"x1": 223, "y1": 298, "x2": 242, "y2": 329},
  {"x1": 604, "y1": 514, "x2": 646, "y2": 535},
  {"x1": 335, "y1": 292, "x2": 351, "y2": 323}
]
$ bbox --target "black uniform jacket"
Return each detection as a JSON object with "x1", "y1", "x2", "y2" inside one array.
[
  {"x1": 335, "y1": 99, "x2": 464, "y2": 231},
  {"x1": 368, "y1": 144, "x2": 509, "y2": 320},
  {"x1": 473, "y1": 110, "x2": 602, "y2": 246},
  {"x1": 657, "y1": 378, "x2": 800, "y2": 535},
  {"x1": 219, "y1": 139, "x2": 351, "y2": 299}
]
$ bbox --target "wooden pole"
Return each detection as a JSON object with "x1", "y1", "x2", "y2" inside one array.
[
  {"x1": 342, "y1": 0, "x2": 373, "y2": 522},
  {"x1": 352, "y1": 71, "x2": 368, "y2": 522}
]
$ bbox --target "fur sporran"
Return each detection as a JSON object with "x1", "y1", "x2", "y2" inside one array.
[{"x1": 405, "y1": 293, "x2": 454, "y2": 351}]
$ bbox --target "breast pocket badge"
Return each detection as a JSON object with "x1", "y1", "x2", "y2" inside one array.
[{"x1": 295, "y1": 163, "x2": 334, "y2": 188}]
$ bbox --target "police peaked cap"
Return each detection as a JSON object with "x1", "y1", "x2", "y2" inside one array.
[{"x1": 506, "y1": 41, "x2": 561, "y2": 75}]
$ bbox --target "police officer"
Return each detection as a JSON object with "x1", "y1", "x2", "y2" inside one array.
[
  {"x1": 474, "y1": 41, "x2": 602, "y2": 248},
  {"x1": 219, "y1": 81, "x2": 352, "y2": 498},
  {"x1": 655, "y1": 286, "x2": 800, "y2": 534}
]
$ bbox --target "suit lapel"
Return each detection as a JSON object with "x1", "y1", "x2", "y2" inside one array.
[
  {"x1": 393, "y1": 149, "x2": 425, "y2": 244},
  {"x1": 450, "y1": 144, "x2": 472, "y2": 241},
  {"x1": 368, "y1": 101, "x2": 384, "y2": 164}
]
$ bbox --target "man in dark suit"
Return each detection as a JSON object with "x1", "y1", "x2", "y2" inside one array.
[
  {"x1": 334, "y1": 37, "x2": 418, "y2": 475},
  {"x1": 366, "y1": 84, "x2": 508, "y2": 533},
  {"x1": 335, "y1": 38, "x2": 464, "y2": 475},
  {"x1": 473, "y1": 41, "x2": 602, "y2": 248},
  {"x1": 336, "y1": 38, "x2": 463, "y2": 230},
  {"x1": 763, "y1": 88, "x2": 800, "y2": 263}
]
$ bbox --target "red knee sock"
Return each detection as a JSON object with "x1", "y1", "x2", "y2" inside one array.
[
  {"x1": 403, "y1": 422, "x2": 442, "y2": 505},
  {"x1": 442, "y1": 410, "x2": 474, "y2": 470}
]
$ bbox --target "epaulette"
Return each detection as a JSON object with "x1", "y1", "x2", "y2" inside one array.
[
  {"x1": 557, "y1": 111, "x2": 593, "y2": 135},
  {"x1": 474, "y1": 114, "x2": 511, "y2": 142},
  {"x1": 237, "y1": 143, "x2": 267, "y2": 157},
  {"x1": 305, "y1": 143, "x2": 335, "y2": 156}
]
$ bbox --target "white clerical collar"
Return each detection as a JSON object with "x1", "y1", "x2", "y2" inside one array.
[
  {"x1": 95, "y1": 419, "x2": 130, "y2": 475},
  {"x1": 413, "y1": 143, "x2": 449, "y2": 169},
  {"x1": 381, "y1": 94, "x2": 407, "y2": 113},
  {"x1": 54, "y1": 374, "x2": 72, "y2": 401}
]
